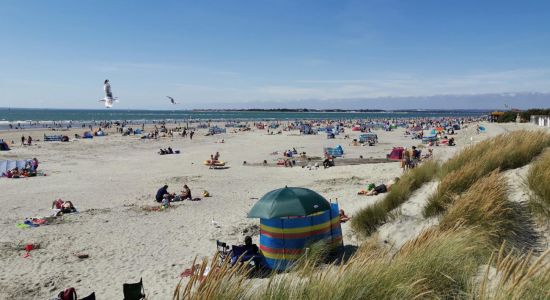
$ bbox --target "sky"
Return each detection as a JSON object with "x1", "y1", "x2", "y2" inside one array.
[{"x1": 1, "y1": 0, "x2": 549, "y2": 109}]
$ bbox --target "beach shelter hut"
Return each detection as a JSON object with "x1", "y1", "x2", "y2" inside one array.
[{"x1": 248, "y1": 187, "x2": 343, "y2": 270}]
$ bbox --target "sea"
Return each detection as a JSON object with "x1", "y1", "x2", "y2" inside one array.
[{"x1": 0, "y1": 108, "x2": 488, "y2": 123}]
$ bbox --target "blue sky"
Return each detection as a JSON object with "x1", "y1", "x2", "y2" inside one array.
[{"x1": 1, "y1": 0, "x2": 549, "y2": 109}]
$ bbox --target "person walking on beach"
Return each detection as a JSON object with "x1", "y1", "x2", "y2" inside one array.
[
  {"x1": 27, "y1": 136, "x2": 32, "y2": 146},
  {"x1": 189, "y1": 131, "x2": 194, "y2": 140},
  {"x1": 21, "y1": 135, "x2": 26, "y2": 146}
]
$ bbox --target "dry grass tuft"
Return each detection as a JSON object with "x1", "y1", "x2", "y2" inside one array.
[{"x1": 475, "y1": 246, "x2": 550, "y2": 300}]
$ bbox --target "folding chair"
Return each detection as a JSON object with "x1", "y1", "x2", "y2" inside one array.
[
  {"x1": 81, "y1": 292, "x2": 96, "y2": 300},
  {"x1": 217, "y1": 240, "x2": 230, "y2": 265},
  {"x1": 123, "y1": 278, "x2": 145, "y2": 300}
]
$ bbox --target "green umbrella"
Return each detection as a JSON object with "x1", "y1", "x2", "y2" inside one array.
[{"x1": 247, "y1": 186, "x2": 331, "y2": 219}]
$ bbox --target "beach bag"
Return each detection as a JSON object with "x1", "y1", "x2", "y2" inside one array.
[
  {"x1": 58, "y1": 287, "x2": 77, "y2": 300},
  {"x1": 203, "y1": 190, "x2": 210, "y2": 197}
]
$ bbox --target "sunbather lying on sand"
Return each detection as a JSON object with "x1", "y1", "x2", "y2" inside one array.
[
  {"x1": 52, "y1": 199, "x2": 77, "y2": 215},
  {"x1": 358, "y1": 178, "x2": 400, "y2": 195}
]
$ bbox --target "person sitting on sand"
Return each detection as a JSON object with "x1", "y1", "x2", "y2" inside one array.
[
  {"x1": 339, "y1": 209, "x2": 351, "y2": 223},
  {"x1": 180, "y1": 184, "x2": 192, "y2": 200},
  {"x1": 243, "y1": 236, "x2": 259, "y2": 256},
  {"x1": 167, "y1": 147, "x2": 174, "y2": 154},
  {"x1": 323, "y1": 157, "x2": 334, "y2": 168},
  {"x1": 156, "y1": 185, "x2": 170, "y2": 202},
  {"x1": 358, "y1": 178, "x2": 400, "y2": 195}
]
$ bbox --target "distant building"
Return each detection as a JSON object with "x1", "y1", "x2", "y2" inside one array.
[
  {"x1": 531, "y1": 115, "x2": 550, "y2": 127},
  {"x1": 490, "y1": 111, "x2": 505, "y2": 122}
]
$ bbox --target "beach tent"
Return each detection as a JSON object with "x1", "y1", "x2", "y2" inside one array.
[
  {"x1": 83, "y1": 131, "x2": 93, "y2": 139},
  {"x1": 324, "y1": 145, "x2": 344, "y2": 157},
  {"x1": 0, "y1": 140, "x2": 10, "y2": 151},
  {"x1": 134, "y1": 128, "x2": 142, "y2": 134},
  {"x1": 387, "y1": 147, "x2": 404, "y2": 161},
  {"x1": 248, "y1": 187, "x2": 343, "y2": 270}
]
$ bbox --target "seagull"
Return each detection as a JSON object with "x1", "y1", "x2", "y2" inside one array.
[
  {"x1": 167, "y1": 96, "x2": 178, "y2": 105},
  {"x1": 211, "y1": 217, "x2": 221, "y2": 228},
  {"x1": 99, "y1": 79, "x2": 118, "y2": 108}
]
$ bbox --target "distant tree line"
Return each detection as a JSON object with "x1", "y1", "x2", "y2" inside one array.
[{"x1": 497, "y1": 109, "x2": 550, "y2": 123}]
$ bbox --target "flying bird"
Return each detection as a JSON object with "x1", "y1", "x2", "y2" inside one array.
[
  {"x1": 167, "y1": 96, "x2": 178, "y2": 105},
  {"x1": 99, "y1": 79, "x2": 118, "y2": 108}
]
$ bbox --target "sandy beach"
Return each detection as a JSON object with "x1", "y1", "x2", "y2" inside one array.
[{"x1": 0, "y1": 120, "x2": 541, "y2": 299}]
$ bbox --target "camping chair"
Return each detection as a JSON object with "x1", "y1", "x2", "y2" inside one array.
[
  {"x1": 217, "y1": 240, "x2": 230, "y2": 265},
  {"x1": 81, "y1": 292, "x2": 96, "y2": 300},
  {"x1": 123, "y1": 278, "x2": 145, "y2": 300}
]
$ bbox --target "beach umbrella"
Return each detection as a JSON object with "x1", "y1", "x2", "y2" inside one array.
[{"x1": 247, "y1": 187, "x2": 331, "y2": 219}]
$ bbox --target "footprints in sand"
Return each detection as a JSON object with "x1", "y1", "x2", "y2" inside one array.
[{"x1": 164, "y1": 175, "x2": 202, "y2": 185}]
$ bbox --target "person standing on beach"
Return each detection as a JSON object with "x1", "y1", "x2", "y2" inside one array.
[
  {"x1": 27, "y1": 136, "x2": 32, "y2": 146},
  {"x1": 190, "y1": 131, "x2": 194, "y2": 140},
  {"x1": 21, "y1": 135, "x2": 25, "y2": 146}
]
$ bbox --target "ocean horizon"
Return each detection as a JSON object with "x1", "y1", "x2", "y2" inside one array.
[{"x1": 0, "y1": 107, "x2": 489, "y2": 123}]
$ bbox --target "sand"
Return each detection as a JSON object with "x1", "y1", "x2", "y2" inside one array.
[{"x1": 0, "y1": 121, "x2": 541, "y2": 299}]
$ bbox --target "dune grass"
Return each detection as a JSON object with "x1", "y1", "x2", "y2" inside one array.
[
  {"x1": 526, "y1": 149, "x2": 550, "y2": 223},
  {"x1": 351, "y1": 160, "x2": 438, "y2": 236},
  {"x1": 424, "y1": 131, "x2": 550, "y2": 217},
  {"x1": 475, "y1": 246, "x2": 550, "y2": 300},
  {"x1": 440, "y1": 171, "x2": 537, "y2": 250},
  {"x1": 174, "y1": 227, "x2": 491, "y2": 300}
]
